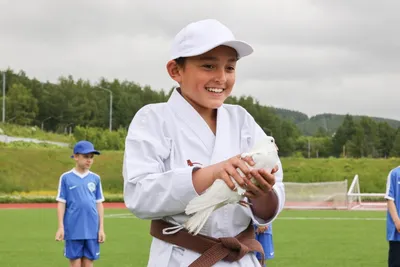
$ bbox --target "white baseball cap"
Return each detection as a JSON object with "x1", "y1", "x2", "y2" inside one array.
[{"x1": 170, "y1": 19, "x2": 254, "y2": 60}]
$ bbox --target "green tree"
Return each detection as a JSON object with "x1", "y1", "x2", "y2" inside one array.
[
  {"x1": 6, "y1": 83, "x2": 38, "y2": 125},
  {"x1": 314, "y1": 126, "x2": 329, "y2": 137},
  {"x1": 390, "y1": 130, "x2": 400, "y2": 157},
  {"x1": 358, "y1": 117, "x2": 379, "y2": 157},
  {"x1": 332, "y1": 114, "x2": 356, "y2": 157},
  {"x1": 347, "y1": 124, "x2": 366, "y2": 158},
  {"x1": 377, "y1": 122, "x2": 396, "y2": 157}
]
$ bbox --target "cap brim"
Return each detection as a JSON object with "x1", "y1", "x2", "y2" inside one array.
[
  {"x1": 173, "y1": 39, "x2": 253, "y2": 60},
  {"x1": 83, "y1": 150, "x2": 100, "y2": 155},
  {"x1": 221, "y1": 40, "x2": 254, "y2": 58},
  {"x1": 70, "y1": 150, "x2": 100, "y2": 158}
]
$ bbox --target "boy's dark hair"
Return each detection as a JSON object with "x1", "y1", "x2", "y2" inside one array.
[
  {"x1": 175, "y1": 52, "x2": 239, "y2": 67},
  {"x1": 175, "y1": 57, "x2": 186, "y2": 67}
]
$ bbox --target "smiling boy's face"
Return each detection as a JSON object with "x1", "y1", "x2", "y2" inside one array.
[{"x1": 167, "y1": 45, "x2": 238, "y2": 114}]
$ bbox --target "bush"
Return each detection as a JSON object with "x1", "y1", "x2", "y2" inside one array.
[{"x1": 73, "y1": 126, "x2": 126, "y2": 150}]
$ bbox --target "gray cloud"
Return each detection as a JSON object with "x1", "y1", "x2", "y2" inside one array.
[{"x1": 0, "y1": 0, "x2": 399, "y2": 120}]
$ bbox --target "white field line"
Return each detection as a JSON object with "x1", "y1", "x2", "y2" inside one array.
[
  {"x1": 105, "y1": 213, "x2": 134, "y2": 218},
  {"x1": 278, "y1": 216, "x2": 385, "y2": 221},
  {"x1": 104, "y1": 213, "x2": 385, "y2": 221}
]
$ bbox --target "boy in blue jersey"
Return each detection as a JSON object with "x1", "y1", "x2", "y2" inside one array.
[
  {"x1": 55, "y1": 140, "x2": 106, "y2": 267},
  {"x1": 254, "y1": 223, "x2": 274, "y2": 266},
  {"x1": 385, "y1": 166, "x2": 400, "y2": 267}
]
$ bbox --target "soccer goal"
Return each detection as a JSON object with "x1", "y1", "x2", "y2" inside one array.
[
  {"x1": 284, "y1": 180, "x2": 349, "y2": 210},
  {"x1": 346, "y1": 174, "x2": 386, "y2": 210}
]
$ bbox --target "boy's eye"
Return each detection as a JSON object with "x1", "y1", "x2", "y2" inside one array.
[
  {"x1": 202, "y1": 64, "x2": 214, "y2": 69},
  {"x1": 202, "y1": 64, "x2": 235, "y2": 71}
]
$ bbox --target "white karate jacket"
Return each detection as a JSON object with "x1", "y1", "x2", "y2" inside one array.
[{"x1": 123, "y1": 89, "x2": 285, "y2": 267}]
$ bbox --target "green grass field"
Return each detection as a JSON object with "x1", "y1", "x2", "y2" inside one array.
[{"x1": 0, "y1": 208, "x2": 388, "y2": 267}]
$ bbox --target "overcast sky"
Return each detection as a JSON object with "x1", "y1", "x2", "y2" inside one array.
[{"x1": 1, "y1": 0, "x2": 399, "y2": 120}]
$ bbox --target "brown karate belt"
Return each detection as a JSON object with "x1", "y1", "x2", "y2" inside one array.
[{"x1": 150, "y1": 219, "x2": 265, "y2": 267}]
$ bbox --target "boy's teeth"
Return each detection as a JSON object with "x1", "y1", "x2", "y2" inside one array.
[{"x1": 206, "y1": 88, "x2": 224, "y2": 93}]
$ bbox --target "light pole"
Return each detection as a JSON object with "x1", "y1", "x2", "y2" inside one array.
[
  {"x1": 65, "y1": 122, "x2": 74, "y2": 135},
  {"x1": 41, "y1": 116, "x2": 53, "y2": 130},
  {"x1": 2, "y1": 72, "x2": 5, "y2": 123},
  {"x1": 96, "y1": 86, "x2": 113, "y2": 132}
]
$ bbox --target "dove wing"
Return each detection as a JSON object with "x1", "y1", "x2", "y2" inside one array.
[{"x1": 185, "y1": 179, "x2": 238, "y2": 215}]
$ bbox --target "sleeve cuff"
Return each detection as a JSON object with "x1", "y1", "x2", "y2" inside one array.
[
  {"x1": 250, "y1": 185, "x2": 285, "y2": 226},
  {"x1": 252, "y1": 214, "x2": 270, "y2": 226},
  {"x1": 385, "y1": 195, "x2": 394, "y2": 201},
  {"x1": 56, "y1": 197, "x2": 66, "y2": 203},
  {"x1": 241, "y1": 200, "x2": 273, "y2": 226},
  {"x1": 171, "y1": 167, "x2": 201, "y2": 206},
  {"x1": 96, "y1": 198, "x2": 105, "y2": 203}
]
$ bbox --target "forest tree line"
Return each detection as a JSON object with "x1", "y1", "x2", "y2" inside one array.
[{"x1": 1, "y1": 69, "x2": 400, "y2": 158}]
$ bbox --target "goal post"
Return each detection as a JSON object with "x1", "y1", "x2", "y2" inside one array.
[
  {"x1": 284, "y1": 180, "x2": 348, "y2": 210},
  {"x1": 347, "y1": 174, "x2": 361, "y2": 209},
  {"x1": 284, "y1": 175, "x2": 387, "y2": 210},
  {"x1": 346, "y1": 174, "x2": 386, "y2": 210}
]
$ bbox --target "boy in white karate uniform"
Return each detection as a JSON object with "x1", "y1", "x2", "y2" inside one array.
[{"x1": 123, "y1": 19, "x2": 285, "y2": 267}]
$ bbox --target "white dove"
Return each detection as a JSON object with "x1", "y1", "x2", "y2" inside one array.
[{"x1": 183, "y1": 136, "x2": 279, "y2": 235}]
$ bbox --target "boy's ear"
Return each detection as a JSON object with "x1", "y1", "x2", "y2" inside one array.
[{"x1": 166, "y1": 60, "x2": 182, "y2": 84}]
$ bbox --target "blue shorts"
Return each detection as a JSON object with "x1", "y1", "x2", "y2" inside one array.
[
  {"x1": 64, "y1": 239, "x2": 100, "y2": 260},
  {"x1": 255, "y1": 231, "x2": 274, "y2": 260}
]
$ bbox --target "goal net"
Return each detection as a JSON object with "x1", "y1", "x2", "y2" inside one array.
[
  {"x1": 284, "y1": 180, "x2": 348, "y2": 210},
  {"x1": 346, "y1": 174, "x2": 386, "y2": 210}
]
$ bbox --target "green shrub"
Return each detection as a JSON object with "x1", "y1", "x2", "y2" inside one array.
[{"x1": 73, "y1": 126, "x2": 126, "y2": 150}]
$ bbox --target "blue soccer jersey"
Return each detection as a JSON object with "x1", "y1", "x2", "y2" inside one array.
[
  {"x1": 385, "y1": 166, "x2": 400, "y2": 241},
  {"x1": 56, "y1": 169, "x2": 105, "y2": 240}
]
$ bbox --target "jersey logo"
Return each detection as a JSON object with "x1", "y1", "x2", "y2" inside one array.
[
  {"x1": 69, "y1": 185, "x2": 77, "y2": 190},
  {"x1": 187, "y1": 159, "x2": 202, "y2": 167},
  {"x1": 87, "y1": 182, "x2": 96, "y2": 192}
]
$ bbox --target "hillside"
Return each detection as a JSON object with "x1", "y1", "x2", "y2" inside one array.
[
  {"x1": 272, "y1": 109, "x2": 400, "y2": 136},
  {"x1": 1, "y1": 147, "x2": 398, "y2": 194},
  {"x1": 270, "y1": 107, "x2": 308, "y2": 124}
]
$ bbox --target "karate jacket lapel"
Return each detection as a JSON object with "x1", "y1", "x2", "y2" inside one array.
[{"x1": 167, "y1": 89, "x2": 215, "y2": 154}]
